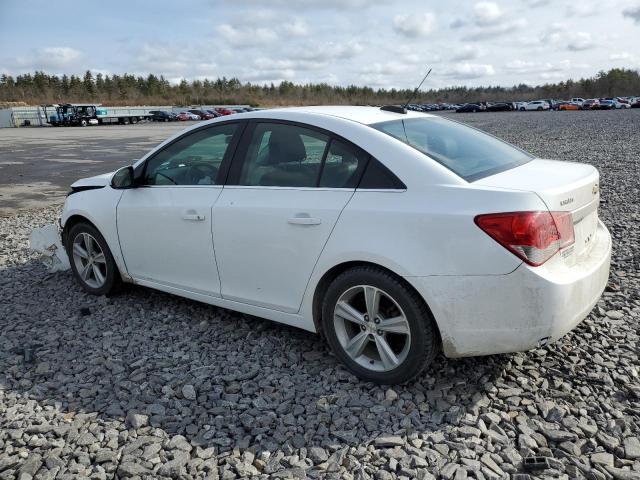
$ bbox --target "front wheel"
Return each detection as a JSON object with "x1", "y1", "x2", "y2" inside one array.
[
  {"x1": 322, "y1": 266, "x2": 439, "y2": 384},
  {"x1": 66, "y1": 222, "x2": 120, "y2": 295}
]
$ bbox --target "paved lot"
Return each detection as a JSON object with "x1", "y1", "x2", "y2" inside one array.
[
  {"x1": 0, "y1": 122, "x2": 196, "y2": 214},
  {"x1": 0, "y1": 111, "x2": 638, "y2": 479}
]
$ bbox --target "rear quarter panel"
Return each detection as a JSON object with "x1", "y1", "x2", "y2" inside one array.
[{"x1": 298, "y1": 182, "x2": 548, "y2": 330}]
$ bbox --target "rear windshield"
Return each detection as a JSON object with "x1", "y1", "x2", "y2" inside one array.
[{"x1": 371, "y1": 117, "x2": 533, "y2": 182}]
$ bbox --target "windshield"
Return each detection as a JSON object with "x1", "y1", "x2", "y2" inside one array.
[{"x1": 371, "y1": 117, "x2": 533, "y2": 182}]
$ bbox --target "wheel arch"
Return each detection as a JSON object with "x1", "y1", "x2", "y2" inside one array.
[
  {"x1": 62, "y1": 214, "x2": 101, "y2": 247},
  {"x1": 311, "y1": 260, "x2": 442, "y2": 346}
]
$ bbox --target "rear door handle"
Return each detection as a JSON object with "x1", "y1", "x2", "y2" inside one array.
[{"x1": 288, "y1": 215, "x2": 321, "y2": 225}]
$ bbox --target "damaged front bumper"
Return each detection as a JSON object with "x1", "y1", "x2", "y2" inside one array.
[{"x1": 29, "y1": 222, "x2": 71, "y2": 272}]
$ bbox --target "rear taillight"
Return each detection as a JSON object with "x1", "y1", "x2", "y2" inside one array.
[{"x1": 475, "y1": 211, "x2": 574, "y2": 266}]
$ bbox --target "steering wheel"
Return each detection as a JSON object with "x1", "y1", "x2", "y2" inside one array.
[{"x1": 189, "y1": 163, "x2": 218, "y2": 185}]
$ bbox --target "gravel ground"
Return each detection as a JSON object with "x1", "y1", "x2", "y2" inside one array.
[{"x1": 1, "y1": 110, "x2": 639, "y2": 480}]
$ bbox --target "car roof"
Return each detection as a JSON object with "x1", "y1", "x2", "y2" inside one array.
[{"x1": 248, "y1": 106, "x2": 435, "y2": 125}]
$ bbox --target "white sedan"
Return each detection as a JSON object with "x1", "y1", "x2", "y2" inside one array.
[
  {"x1": 522, "y1": 100, "x2": 550, "y2": 111},
  {"x1": 60, "y1": 106, "x2": 611, "y2": 384}
]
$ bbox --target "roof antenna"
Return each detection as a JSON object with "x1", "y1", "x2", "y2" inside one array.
[
  {"x1": 403, "y1": 67, "x2": 432, "y2": 110},
  {"x1": 380, "y1": 67, "x2": 432, "y2": 114}
]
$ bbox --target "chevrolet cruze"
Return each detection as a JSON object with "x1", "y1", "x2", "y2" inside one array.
[{"x1": 61, "y1": 106, "x2": 611, "y2": 384}]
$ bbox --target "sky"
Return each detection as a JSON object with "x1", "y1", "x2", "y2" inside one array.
[{"x1": 1, "y1": 0, "x2": 639, "y2": 89}]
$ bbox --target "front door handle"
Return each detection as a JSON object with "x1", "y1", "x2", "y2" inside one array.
[
  {"x1": 182, "y1": 212, "x2": 205, "y2": 221},
  {"x1": 288, "y1": 215, "x2": 321, "y2": 225}
]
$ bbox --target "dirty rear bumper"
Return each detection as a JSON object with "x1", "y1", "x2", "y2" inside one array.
[{"x1": 408, "y1": 220, "x2": 611, "y2": 358}]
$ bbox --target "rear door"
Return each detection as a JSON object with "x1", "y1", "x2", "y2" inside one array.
[
  {"x1": 117, "y1": 122, "x2": 242, "y2": 296},
  {"x1": 212, "y1": 121, "x2": 368, "y2": 313}
]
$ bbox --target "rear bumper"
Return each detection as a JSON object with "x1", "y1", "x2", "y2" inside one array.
[{"x1": 408, "y1": 220, "x2": 611, "y2": 358}]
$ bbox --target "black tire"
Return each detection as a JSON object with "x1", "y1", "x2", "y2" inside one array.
[
  {"x1": 322, "y1": 266, "x2": 439, "y2": 384},
  {"x1": 80, "y1": 119, "x2": 88, "y2": 127},
  {"x1": 520, "y1": 107, "x2": 525, "y2": 111},
  {"x1": 537, "y1": 107, "x2": 542, "y2": 111},
  {"x1": 66, "y1": 222, "x2": 121, "y2": 295}
]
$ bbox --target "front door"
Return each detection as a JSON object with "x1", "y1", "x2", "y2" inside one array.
[
  {"x1": 117, "y1": 122, "x2": 241, "y2": 296},
  {"x1": 213, "y1": 121, "x2": 368, "y2": 312}
]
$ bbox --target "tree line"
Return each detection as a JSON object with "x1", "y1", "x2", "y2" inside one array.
[{"x1": 0, "y1": 68, "x2": 639, "y2": 107}]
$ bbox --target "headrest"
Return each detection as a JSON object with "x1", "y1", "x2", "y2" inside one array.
[{"x1": 265, "y1": 128, "x2": 307, "y2": 164}]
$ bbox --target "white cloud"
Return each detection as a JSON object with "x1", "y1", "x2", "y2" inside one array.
[
  {"x1": 610, "y1": 52, "x2": 632, "y2": 60},
  {"x1": 505, "y1": 60, "x2": 554, "y2": 73},
  {"x1": 451, "y1": 45, "x2": 481, "y2": 61},
  {"x1": 283, "y1": 18, "x2": 309, "y2": 36},
  {"x1": 473, "y1": 2, "x2": 503, "y2": 26},
  {"x1": 289, "y1": 41, "x2": 363, "y2": 62},
  {"x1": 566, "y1": 31, "x2": 595, "y2": 51},
  {"x1": 393, "y1": 12, "x2": 435, "y2": 37},
  {"x1": 464, "y1": 18, "x2": 527, "y2": 40},
  {"x1": 217, "y1": 24, "x2": 278, "y2": 47},
  {"x1": 622, "y1": 5, "x2": 640, "y2": 23},
  {"x1": 523, "y1": 0, "x2": 550, "y2": 6},
  {"x1": 15, "y1": 47, "x2": 82, "y2": 70},
  {"x1": 229, "y1": 0, "x2": 385, "y2": 9},
  {"x1": 566, "y1": 3, "x2": 597, "y2": 17},
  {"x1": 445, "y1": 63, "x2": 495, "y2": 79}
]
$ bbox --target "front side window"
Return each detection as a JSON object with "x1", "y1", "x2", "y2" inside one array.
[
  {"x1": 238, "y1": 123, "x2": 329, "y2": 187},
  {"x1": 143, "y1": 123, "x2": 238, "y2": 185},
  {"x1": 372, "y1": 117, "x2": 532, "y2": 182}
]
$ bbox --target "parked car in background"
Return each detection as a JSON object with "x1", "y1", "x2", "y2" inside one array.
[
  {"x1": 215, "y1": 107, "x2": 235, "y2": 116},
  {"x1": 176, "y1": 112, "x2": 199, "y2": 121},
  {"x1": 188, "y1": 109, "x2": 216, "y2": 120},
  {"x1": 204, "y1": 109, "x2": 222, "y2": 118},
  {"x1": 631, "y1": 98, "x2": 640, "y2": 108},
  {"x1": 544, "y1": 99, "x2": 559, "y2": 110},
  {"x1": 456, "y1": 103, "x2": 484, "y2": 113},
  {"x1": 613, "y1": 98, "x2": 631, "y2": 109},
  {"x1": 523, "y1": 100, "x2": 550, "y2": 111},
  {"x1": 486, "y1": 102, "x2": 513, "y2": 112},
  {"x1": 570, "y1": 98, "x2": 585, "y2": 106},
  {"x1": 597, "y1": 99, "x2": 615, "y2": 110},
  {"x1": 559, "y1": 102, "x2": 581, "y2": 111},
  {"x1": 149, "y1": 110, "x2": 177, "y2": 122},
  {"x1": 582, "y1": 99, "x2": 600, "y2": 110},
  {"x1": 60, "y1": 105, "x2": 611, "y2": 384}
]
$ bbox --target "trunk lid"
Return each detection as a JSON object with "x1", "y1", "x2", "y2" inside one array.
[{"x1": 476, "y1": 159, "x2": 600, "y2": 262}]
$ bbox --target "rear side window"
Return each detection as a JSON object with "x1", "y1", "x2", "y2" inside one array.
[
  {"x1": 319, "y1": 140, "x2": 367, "y2": 188},
  {"x1": 359, "y1": 158, "x2": 406, "y2": 189},
  {"x1": 372, "y1": 117, "x2": 532, "y2": 182},
  {"x1": 238, "y1": 123, "x2": 329, "y2": 187}
]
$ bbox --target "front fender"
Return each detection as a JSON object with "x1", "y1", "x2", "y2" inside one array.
[{"x1": 62, "y1": 186, "x2": 129, "y2": 280}]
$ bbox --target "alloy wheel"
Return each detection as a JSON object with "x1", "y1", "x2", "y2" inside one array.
[
  {"x1": 72, "y1": 232, "x2": 107, "y2": 289},
  {"x1": 333, "y1": 285, "x2": 411, "y2": 372}
]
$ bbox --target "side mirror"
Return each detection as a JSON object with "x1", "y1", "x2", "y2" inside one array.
[{"x1": 111, "y1": 165, "x2": 135, "y2": 189}]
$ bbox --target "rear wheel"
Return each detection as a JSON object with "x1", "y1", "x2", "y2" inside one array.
[
  {"x1": 322, "y1": 266, "x2": 439, "y2": 384},
  {"x1": 80, "y1": 119, "x2": 88, "y2": 127},
  {"x1": 66, "y1": 222, "x2": 120, "y2": 295}
]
